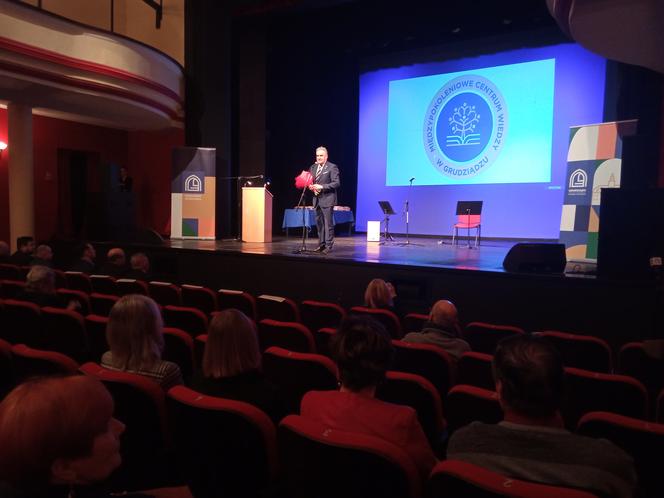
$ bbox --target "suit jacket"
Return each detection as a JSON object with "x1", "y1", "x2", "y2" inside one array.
[{"x1": 309, "y1": 161, "x2": 340, "y2": 208}]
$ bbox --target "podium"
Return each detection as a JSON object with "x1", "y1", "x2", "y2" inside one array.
[{"x1": 242, "y1": 187, "x2": 273, "y2": 242}]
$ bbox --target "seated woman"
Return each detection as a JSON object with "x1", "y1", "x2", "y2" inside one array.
[
  {"x1": 17, "y1": 265, "x2": 78, "y2": 311},
  {"x1": 0, "y1": 375, "x2": 125, "y2": 498},
  {"x1": 190, "y1": 309, "x2": 285, "y2": 424},
  {"x1": 300, "y1": 316, "x2": 436, "y2": 482},
  {"x1": 364, "y1": 278, "x2": 396, "y2": 309},
  {"x1": 102, "y1": 294, "x2": 183, "y2": 390}
]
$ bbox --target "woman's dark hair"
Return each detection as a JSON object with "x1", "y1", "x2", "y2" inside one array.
[{"x1": 330, "y1": 316, "x2": 394, "y2": 391}]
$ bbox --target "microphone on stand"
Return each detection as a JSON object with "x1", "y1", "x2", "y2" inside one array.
[{"x1": 409, "y1": 177, "x2": 415, "y2": 182}]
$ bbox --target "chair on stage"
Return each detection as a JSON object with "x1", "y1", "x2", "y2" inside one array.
[{"x1": 451, "y1": 201, "x2": 483, "y2": 247}]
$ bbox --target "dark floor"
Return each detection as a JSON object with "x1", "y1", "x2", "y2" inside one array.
[{"x1": 164, "y1": 234, "x2": 520, "y2": 273}]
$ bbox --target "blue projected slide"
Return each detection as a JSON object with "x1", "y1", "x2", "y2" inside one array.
[
  {"x1": 386, "y1": 59, "x2": 555, "y2": 186},
  {"x1": 356, "y1": 43, "x2": 607, "y2": 239}
]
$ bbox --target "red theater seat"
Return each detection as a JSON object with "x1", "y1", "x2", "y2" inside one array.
[
  {"x1": 258, "y1": 319, "x2": 315, "y2": 353},
  {"x1": 463, "y1": 322, "x2": 525, "y2": 354}
]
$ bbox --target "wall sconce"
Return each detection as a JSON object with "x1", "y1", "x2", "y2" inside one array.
[{"x1": 0, "y1": 141, "x2": 7, "y2": 158}]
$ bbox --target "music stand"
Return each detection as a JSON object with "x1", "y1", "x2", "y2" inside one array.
[
  {"x1": 378, "y1": 201, "x2": 395, "y2": 245},
  {"x1": 455, "y1": 200, "x2": 483, "y2": 249}
]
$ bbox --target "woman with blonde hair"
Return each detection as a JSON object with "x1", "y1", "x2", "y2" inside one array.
[
  {"x1": 364, "y1": 278, "x2": 397, "y2": 310},
  {"x1": 190, "y1": 309, "x2": 285, "y2": 423},
  {"x1": 102, "y1": 294, "x2": 183, "y2": 390}
]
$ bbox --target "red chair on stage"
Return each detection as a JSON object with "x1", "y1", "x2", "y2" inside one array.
[{"x1": 451, "y1": 201, "x2": 483, "y2": 247}]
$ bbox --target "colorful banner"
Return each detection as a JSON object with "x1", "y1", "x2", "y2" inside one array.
[
  {"x1": 559, "y1": 120, "x2": 636, "y2": 259},
  {"x1": 170, "y1": 147, "x2": 216, "y2": 239}
]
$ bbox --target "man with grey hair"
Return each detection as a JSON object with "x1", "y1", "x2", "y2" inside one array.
[
  {"x1": 30, "y1": 244, "x2": 54, "y2": 268},
  {"x1": 99, "y1": 247, "x2": 127, "y2": 278},
  {"x1": 308, "y1": 146, "x2": 340, "y2": 254},
  {"x1": 124, "y1": 252, "x2": 150, "y2": 281},
  {"x1": 402, "y1": 299, "x2": 470, "y2": 360}
]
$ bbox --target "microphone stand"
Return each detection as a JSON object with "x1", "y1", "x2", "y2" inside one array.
[
  {"x1": 466, "y1": 208, "x2": 473, "y2": 249},
  {"x1": 293, "y1": 185, "x2": 313, "y2": 254},
  {"x1": 396, "y1": 178, "x2": 423, "y2": 246}
]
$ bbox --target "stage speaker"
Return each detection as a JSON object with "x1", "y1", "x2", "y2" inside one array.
[
  {"x1": 134, "y1": 228, "x2": 164, "y2": 246},
  {"x1": 502, "y1": 243, "x2": 566, "y2": 273}
]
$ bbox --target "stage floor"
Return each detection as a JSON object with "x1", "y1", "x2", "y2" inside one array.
[{"x1": 163, "y1": 234, "x2": 549, "y2": 274}]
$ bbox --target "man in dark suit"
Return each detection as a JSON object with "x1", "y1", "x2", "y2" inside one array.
[{"x1": 308, "y1": 146, "x2": 340, "y2": 254}]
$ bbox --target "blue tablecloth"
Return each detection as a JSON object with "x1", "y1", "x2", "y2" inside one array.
[{"x1": 282, "y1": 208, "x2": 355, "y2": 232}]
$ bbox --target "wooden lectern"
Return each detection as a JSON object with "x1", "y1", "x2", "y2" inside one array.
[{"x1": 242, "y1": 187, "x2": 273, "y2": 242}]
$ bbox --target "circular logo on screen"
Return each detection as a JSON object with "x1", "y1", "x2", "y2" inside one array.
[{"x1": 423, "y1": 75, "x2": 508, "y2": 178}]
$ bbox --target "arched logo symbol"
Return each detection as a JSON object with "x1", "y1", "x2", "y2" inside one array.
[
  {"x1": 184, "y1": 174, "x2": 203, "y2": 193},
  {"x1": 569, "y1": 169, "x2": 587, "y2": 189}
]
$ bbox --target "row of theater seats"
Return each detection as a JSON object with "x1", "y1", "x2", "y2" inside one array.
[{"x1": 1, "y1": 338, "x2": 660, "y2": 498}]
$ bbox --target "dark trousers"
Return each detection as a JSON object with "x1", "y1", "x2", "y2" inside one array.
[{"x1": 315, "y1": 205, "x2": 335, "y2": 248}]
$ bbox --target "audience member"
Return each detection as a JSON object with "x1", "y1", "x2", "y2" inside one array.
[
  {"x1": 102, "y1": 294, "x2": 183, "y2": 390},
  {"x1": 364, "y1": 278, "x2": 396, "y2": 309},
  {"x1": 447, "y1": 334, "x2": 636, "y2": 498},
  {"x1": 0, "y1": 375, "x2": 125, "y2": 497},
  {"x1": 124, "y1": 252, "x2": 151, "y2": 281},
  {"x1": 9, "y1": 236, "x2": 34, "y2": 266},
  {"x1": 190, "y1": 309, "x2": 286, "y2": 423},
  {"x1": 17, "y1": 266, "x2": 78, "y2": 311},
  {"x1": 98, "y1": 248, "x2": 127, "y2": 278},
  {"x1": 69, "y1": 242, "x2": 96, "y2": 274},
  {"x1": 118, "y1": 166, "x2": 133, "y2": 192},
  {"x1": 30, "y1": 244, "x2": 54, "y2": 268},
  {"x1": 0, "y1": 240, "x2": 10, "y2": 263},
  {"x1": 301, "y1": 316, "x2": 436, "y2": 482},
  {"x1": 402, "y1": 300, "x2": 470, "y2": 360}
]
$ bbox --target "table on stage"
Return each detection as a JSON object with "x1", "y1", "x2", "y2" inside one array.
[{"x1": 282, "y1": 207, "x2": 355, "y2": 236}]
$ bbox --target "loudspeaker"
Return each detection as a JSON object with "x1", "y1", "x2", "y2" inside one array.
[
  {"x1": 134, "y1": 228, "x2": 164, "y2": 246},
  {"x1": 502, "y1": 243, "x2": 566, "y2": 273}
]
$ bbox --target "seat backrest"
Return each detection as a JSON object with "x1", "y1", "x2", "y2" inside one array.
[
  {"x1": 463, "y1": 322, "x2": 525, "y2": 354},
  {"x1": 350, "y1": 306, "x2": 403, "y2": 339},
  {"x1": 79, "y1": 362, "x2": 167, "y2": 458},
  {"x1": 56, "y1": 288, "x2": 91, "y2": 315},
  {"x1": 181, "y1": 284, "x2": 218, "y2": 315},
  {"x1": 300, "y1": 300, "x2": 346, "y2": 334},
  {"x1": 402, "y1": 312, "x2": 428, "y2": 334},
  {"x1": 562, "y1": 367, "x2": 648, "y2": 429},
  {"x1": 0, "y1": 264, "x2": 21, "y2": 281},
  {"x1": 536, "y1": 331, "x2": 612, "y2": 373},
  {"x1": 89, "y1": 274, "x2": 118, "y2": 295},
  {"x1": 455, "y1": 214, "x2": 481, "y2": 226},
  {"x1": 194, "y1": 334, "x2": 207, "y2": 371},
  {"x1": 376, "y1": 371, "x2": 445, "y2": 448},
  {"x1": 0, "y1": 279, "x2": 25, "y2": 299},
  {"x1": 162, "y1": 305, "x2": 209, "y2": 338},
  {"x1": 167, "y1": 385, "x2": 277, "y2": 498},
  {"x1": 446, "y1": 384, "x2": 502, "y2": 434},
  {"x1": 278, "y1": 414, "x2": 421, "y2": 498},
  {"x1": 64, "y1": 271, "x2": 93, "y2": 293},
  {"x1": 257, "y1": 294, "x2": 300, "y2": 323},
  {"x1": 0, "y1": 338, "x2": 14, "y2": 399},
  {"x1": 11, "y1": 344, "x2": 79, "y2": 383},
  {"x1": 457, "y1": 351, "x2": 495, "y2": 390},
  {"x1": 89, "y1": 292, "x2": 119, "y2": 317},
  {"x1": 84, "y1": 314, "x2": 109, "y2": 362},
  {"x1": 148, "y1": 281, "x2": 182, "y2": 306},
  {"x1": 658, "y1": 388, "x2": 664, "y2": 423},
  {"x1": 429, "y1": 460, "x2": 598, "y2": 498},
  {"x1": 115, "y1": 278, "x2": 148, "y2": 296},
  {"x1": 1, "y1": 299, "x2": 43, "y2": 346},
  {"x1": 391, "y1": 339, "x2": 455, "y2": 398},
  {"x1": 313, "y1": 327, "x2": 337, "y2": 358},
  {"x1": 262, "y1": 346, "x2": 338, "y2": 414},
  {"x1": 258, "y1": 319, "x2": 315, "y2": 353},
  {"x1": 618, "y1": 342, "x2": 664, "y2": 399},
  {"x1": 577, "y1": 411, "x2": 664, "y2": 498},
  {"x1": 41, "y1": 307, "x2": 89, "y2": 363},
  {"x1": 217, "y1": 289, "x2": 256, "y2": 319},
  {"x1": 162, "y1": 327, "x2": 194, "y2": 381}
]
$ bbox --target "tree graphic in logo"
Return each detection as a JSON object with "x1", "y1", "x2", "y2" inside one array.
[{"x1": 447, "y1": 103, "x2": 481, "y2": 146}]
